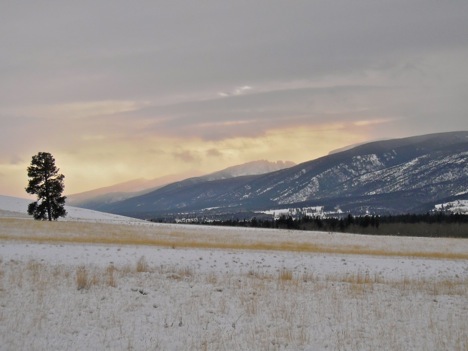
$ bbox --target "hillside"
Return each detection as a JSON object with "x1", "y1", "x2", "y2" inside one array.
[
  {"x1": 0, "y1": 195, "x2": 142, "y2": 224},
  {"x1": 66, "y1": 170, "x2": 203, "y2": 208},
  {"x1": 81, "y1": 132, "x2": 468, "y2": 219},
  {"x1": 73, "y1": 160, "x2": 295, "y2": 212}
]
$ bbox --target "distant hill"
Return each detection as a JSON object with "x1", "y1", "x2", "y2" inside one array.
[
  {"x1": 94, "y1": 131, "x2": 468, "y2": 219},
  {"x1": 70, "y1": 160, "x2": 295, "y2": 211},
  {"x1": 67, "y1": 170, "x2": 203, "y2": 208}
]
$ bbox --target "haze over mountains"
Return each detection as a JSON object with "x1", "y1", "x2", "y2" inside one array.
[
  {"x1": 67, "y1": 170, "x2": 204, "y2": 208},
  {"x1": 68, "y1": 160, "x2": 295, "y2": 209},
  {"x1": 70, "y1": 132, "x2": 467, "y2": 220}
]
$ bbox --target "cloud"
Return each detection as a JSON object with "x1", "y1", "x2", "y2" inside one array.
[
  {"x1": 129, "y1": 82, "x2": 397, "y2": 142},
  {"x1": 1, "y1": 1, "x2": 468, "y2": 197},
  {"x1": 218, "y1": 86, "x2": 253, "y2": 97},
  {"x1": 353, "y1": 118, "x2": 397, "y2": 127},
  {"x1": 1, "y1": 100, "x2": 146, "y2": 120},
  {"x1": 172, "y1": 150, "x2": 198, "y2": 163},
  {"x1": 206, "y1": 148, "x2": 223, "y2": 158}
]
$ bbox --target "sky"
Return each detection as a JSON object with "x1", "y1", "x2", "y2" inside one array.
[{"x1": 1, "y1": 1, "x2": 468, "y2": 198}]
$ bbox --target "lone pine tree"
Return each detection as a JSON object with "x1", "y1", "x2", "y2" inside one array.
[{"x1": 26, "y1": 152, "x2": 67, "y2": 221}]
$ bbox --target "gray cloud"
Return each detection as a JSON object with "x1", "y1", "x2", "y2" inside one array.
[
  {"x1": 1, "y1": 0, "x2": 467, "y2": 143},
  {"x1": 172, "y1": 150, "x2": 198, "y2": 163},
  {"x1": 206, "y1": 149, "x2": 223, "y2": 158},
  {"x1": 2, "y1": 0, "x2": 468, "y2": 197}
]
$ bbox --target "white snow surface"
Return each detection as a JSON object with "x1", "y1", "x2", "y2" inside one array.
[
  {"x1": 0, "y1": 196, "x2": 467, "y2": 350},
  {"x1": 435, "y1": 199, "x2": 468, "y2": 214},
  {"x1": 0, "y1": 195, "x2": 143, "y2": 223}
]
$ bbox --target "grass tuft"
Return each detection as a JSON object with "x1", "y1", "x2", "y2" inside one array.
[
  {"x1": 76, "y1": 266, "x2": 89, "y2": 290},
  {"x1": 106, "y1": 264, "x2": 117, "y2": 288},
  {"x1": 136, "y1": 256, "x2": 150, "y2": 273},
  {"x1": 279, "y1": 268, "x2": 293, "y2": 281}
]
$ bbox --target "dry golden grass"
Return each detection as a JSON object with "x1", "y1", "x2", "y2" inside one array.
[
  {"x1": 278, "y1": 268, "x2": 293, "y2": 281},
  {"x1": 106, "y1": 264, "x2": 117, "y2": 288},
  {"x1": 338, "y1": 271, "x2": 385, "y2": 285},
  {"x1": 76, "y1": 264, "x2": 118, "y2": 290},
  {"x1": 135, "y1": 256, "x2": 150, "y2": 273},
  {"x1": 394, "y1": 277, "x2": 468, "y2": 296},
  {"x1": 300, "y1": 271, "x2": 316, "y2": 283},
  {"x1": 247, "y1": 269, "x2": 270, "y2": 280},
  {"x1": 176, "y1": 266, "x2": 194, "y2": 279},
  {"x1": 76, "y1": 266, "x2": 90, "y2": 290},
  {"x1": 1, "y1": 217, "x2": 468, "y2": 260}
]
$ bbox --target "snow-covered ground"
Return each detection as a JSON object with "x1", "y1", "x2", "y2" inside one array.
[
  {"x1": 0, "y1": 195, "x2": 144, "y2": 223},
  {"x1": 0, "y1": 196, "x2": 467, "y2": 350},
  {"x1": 435, "y1": 199, "x2": 468, "y2": 215}
]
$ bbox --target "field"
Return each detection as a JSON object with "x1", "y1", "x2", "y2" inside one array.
[{"x1": 0, "y1": 214, "x2": 467, "y2": 350}]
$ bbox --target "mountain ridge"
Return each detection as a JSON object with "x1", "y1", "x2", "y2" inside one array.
[
  {"x1": 75, "y1": 131, "x2": 468, "y2": 219},
  {"x1": 70, "y1": 160, "x2": 295, "y2": 211},
  {"x1": 67, "y1": 170, "x2": 204, "y2": 207}
]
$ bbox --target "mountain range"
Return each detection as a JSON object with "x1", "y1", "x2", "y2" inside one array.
[
  {"x1": 68, "y1": 160, "x2": 296, "y2": 210},
  {"x1": 73, "y1": 131, "x2": 468, "y2": 219},
  {"x1": 67, "y1": 170, "x2": 204, "y2": 208}
]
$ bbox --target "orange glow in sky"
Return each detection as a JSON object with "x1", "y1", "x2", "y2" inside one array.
[{"x1": 1, "y1": 2, "x2": 467, "y2": 198}]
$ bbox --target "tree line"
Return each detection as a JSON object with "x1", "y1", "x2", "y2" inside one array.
[{"x1": 194, "y1": 213, "x2": 468, "y2": 238}]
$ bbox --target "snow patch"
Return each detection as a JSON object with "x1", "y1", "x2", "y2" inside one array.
[{"x1": 434, "y1": 200, "x2": 468, "y2": 215}]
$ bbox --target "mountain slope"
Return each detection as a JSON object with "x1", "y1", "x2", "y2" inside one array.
[
  {"x1": 72, "y1": 160, "x2": 295, "y2": 211},
  {"x1": 203, "y1": 160, "x2": 295, "y2": 180},
  {"x1": 67, "y1": 170, "x2": 203, "y2": 208},
  {"x1": 96, "y1": 132, "x2": 468, "y2": 218}
]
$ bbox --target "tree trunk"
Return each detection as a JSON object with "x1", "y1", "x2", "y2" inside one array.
[{"x1": 45, "y1": 171, "x2": 52, "y2": 221}]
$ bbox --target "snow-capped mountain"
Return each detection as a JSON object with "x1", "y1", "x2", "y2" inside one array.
[
  {"x1": 86, "y1": 132, "x2": 468, "y2": 218},
  {"x1": 201, "y1": 160, "x2": 296, "y2": 180}
]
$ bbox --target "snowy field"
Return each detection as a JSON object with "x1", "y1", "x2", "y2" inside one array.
[{"x1": 0, "y1": 196, "x2": 467, "y2": 350}]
